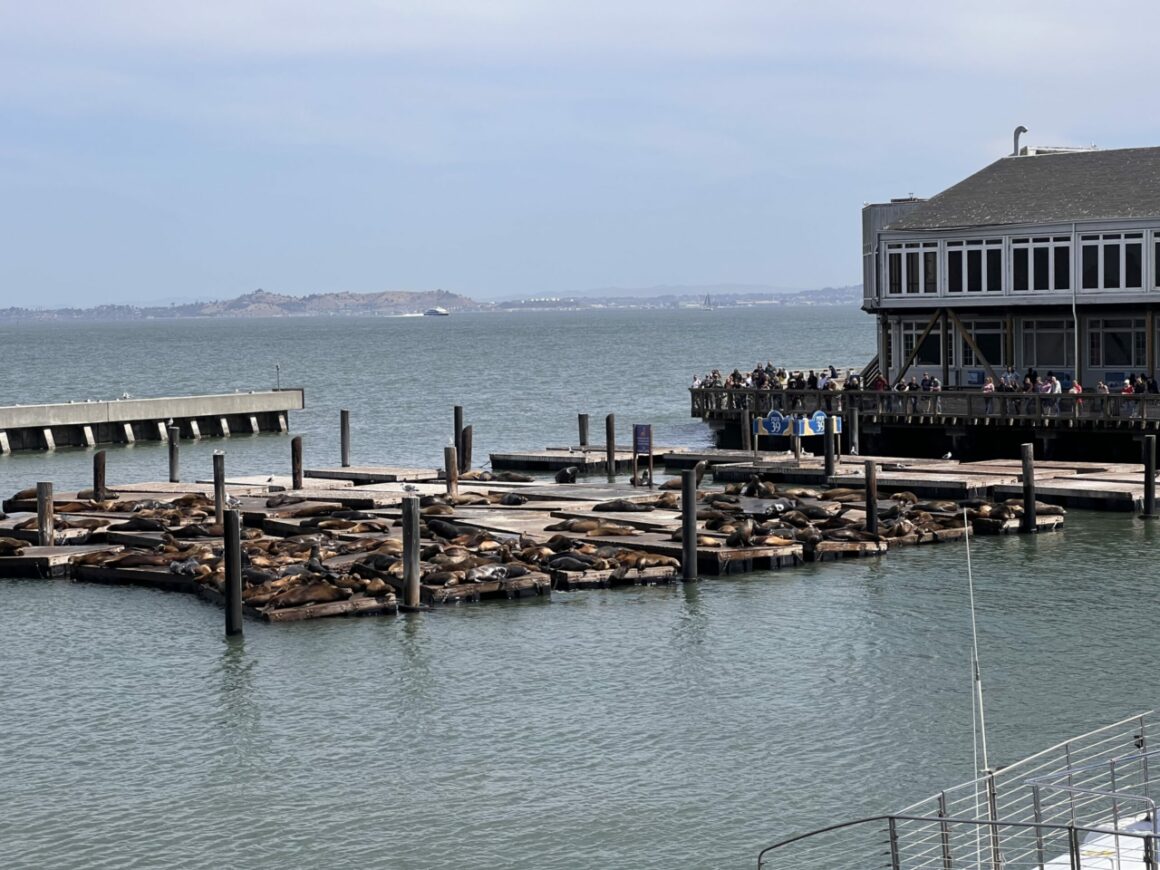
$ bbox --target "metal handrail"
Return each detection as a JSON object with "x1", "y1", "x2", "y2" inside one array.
[{"x1": 756, "y1": 812, "x2": 1160, "y2": 869}]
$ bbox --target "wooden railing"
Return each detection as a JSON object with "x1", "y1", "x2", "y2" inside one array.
[{"x1": 690, "y1": 386, "x2": 1160, "y2": 425}]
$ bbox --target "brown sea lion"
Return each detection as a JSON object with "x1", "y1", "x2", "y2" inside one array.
[
  {"x1": 267, "y1": 581, "x2": 349, "y2": 609},
  {"x1": 593, "y1": 498, "x2": 654, "y2": 513},
  {"x1": 493, "y1": 471, "x2": 534, "y2": 483}
]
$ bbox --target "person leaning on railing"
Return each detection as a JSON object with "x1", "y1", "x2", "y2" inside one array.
[{"x1": 982, "y1": 376, "x2": 995, "y2": 415}]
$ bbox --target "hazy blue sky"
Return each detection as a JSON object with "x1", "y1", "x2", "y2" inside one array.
[{"x1": 4, "y1": 1, "x2": 1160, "y2": 305}]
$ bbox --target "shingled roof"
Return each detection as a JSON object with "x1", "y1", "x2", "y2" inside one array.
[{"x1": 888, "y1": 146, "x2": 1160, "y2": 231}]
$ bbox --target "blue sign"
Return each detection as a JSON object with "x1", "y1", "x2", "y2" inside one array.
[
  {"x1": 754, "y1": 411, "x2": 842, "y2": 438},
  {"x1": 633, "y1": 424, "x2": 652, "y2": 453}
]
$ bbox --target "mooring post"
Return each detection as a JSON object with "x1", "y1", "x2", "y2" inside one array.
[
  {"x1": 792, "y1": 433, "x2": 802, "y2": 462},
  {"x1": 1020, "y1": 442, "x2": 1037, "y2": 533},
  {"x1": 605, "y1": 414, "x2": 616, "y2": 479},
  {"x1": 851, "y1": 407, "x2": 861, "y2": 456},
  {"x1": 453, "y1": 405, "x2": 464, "y2": 459},
  {"x1": 1144, "y1": 434, "x2": 1157, "y2": 518},
  {"x1": 741, "y1": 409, "x2": 752, "y2": 452},
  {"x1": 824, "y1": 415, "x2": 837, "y2": 478},
  {"x1": 865, "y1": 460, "x2": 878, "y2": 536},
  {"x1": 36, "y1": 481, "x2": 54, "y2": 546},
  {"x1": 340, "y1": 409, "x2": 351, "y2": 468},
  {"x1": 444, "y1": 446, "x2": 459, "y2": 496},
  {"x1": 93, "y1": 450, "x2": 107, "y2": 500},
  {"x1": 167, "y1": 425, "x2": 180, "y2": 483},
  {"x1": 291, "y1": 435, "x2": 304, "y2": 490},
  {"x1": 681, "y1": 469, "x2": 698, "y2": 581},
  {"x1": 578, "y1": 413, "x2": 589, "y2": 448},
  {"x1": 213, "y1": 452, "x2": 226, "y2": 525},
  {"x1": 460, "y1": 425, "x2": 472, "y2": 473},
  {"x1": 224, "y1": 508, "x2": 244, "y2": 637},
  {"x1": 402, "y1": 496, "x2": 421, "y2": 608}
]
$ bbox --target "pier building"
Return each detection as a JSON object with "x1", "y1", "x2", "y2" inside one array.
[{"x1": 863, "y1": 140, "x2": 1160, "y2": 390}]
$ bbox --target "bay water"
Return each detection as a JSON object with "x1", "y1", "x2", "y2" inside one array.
[{"x1": 1, "y1": 307, "x2": 1154, "y2": 868}]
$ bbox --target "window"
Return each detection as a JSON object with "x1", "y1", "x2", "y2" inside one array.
[
  {"x1": 1011, "y1": 236, "x2": 1070, "y2": 291},
  {"x1": 1081, "y1": 233, "x2": 1143, "y2": 291},
  {"x1": 1088, "y1": 318, "x2": 1146, "y2": 368},
  {"x1": 960, "y1": 320, "x2": 1003, "y2": 367},
  {"x1": 1022, "y1": 319, "x2": 1074, "y2": 368},
  {"x1": 1154, "y1": 237, "x2": 1160, "y2": 288},
  {"x1": 902, "y1": 320, "x2": 945, "y2": 366},
  {"x1": 946, "y1": 239, "x2": 1002, "y2": 292},
  {"x1": 885, "y1": 241, "x2": 939, "y2": 294}
]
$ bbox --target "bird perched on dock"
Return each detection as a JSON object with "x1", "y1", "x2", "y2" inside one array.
[
  {"x1": 402, "y1": 484, "x2": 419, "y2": 493},
  {"x1": 942, "y1": 452, "x2": 953, "y2": 460}
]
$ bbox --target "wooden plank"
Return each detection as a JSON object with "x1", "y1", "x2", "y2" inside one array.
[
  {"x1": 552, "y1": 565, "x2": 678, "y2": 589},
  {"x1": 0, "y1": 544, "x2": 124, "y2": 578},
  {"x1": 304, "y1": 466, "x2": 441, "y2": 484}
]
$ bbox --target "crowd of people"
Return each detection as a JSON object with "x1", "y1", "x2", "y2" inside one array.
[{"x1": 693, "y1": 362, "x2": 1159, "y2": 418}]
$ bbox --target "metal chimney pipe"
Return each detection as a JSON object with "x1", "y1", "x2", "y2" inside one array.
[{"x1": 1013, "y1": 125, "x2": 1028, "y2": 156}]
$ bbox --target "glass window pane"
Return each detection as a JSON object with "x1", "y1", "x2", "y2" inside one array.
[
  {"x1": 889, "y1": 253, "x2": 901, "y2": 293},
  {"x1": 917, "y1": 333, "x2": 941, "y2": 365},
  {"x1": 1034, "y1": 247, "x2": 1050, "y2": 290},
  {"x1": 967, "y1": 249, "x2": 982, "y2": 291},
  {"x1": 1014, "y1": 248, "x2": 1029, "y2": 291},
  {"x1": 1083, "y1": 245, "x2": 1099, "y2": 288},
  {"x1": 1105, "y1": 331, "x2": 1132, "y2": 366},
  {"x1": 1126, "y1": 243, "x2": 1142, "y2": 287},
  {"x1": 923, "y1": 251, "x2": 938, "y2": 293},
  {"x1": 1089, "y1": 331, "x2": 1100, "y2": 367},
  {"x1": 1136, "y1": 330, "x2": 1147, "y2": 367},
  {"x1": 1155, "y1": 241, "x2": 1160, "y2": 287},
  {"x1": 1104, "y1": 243, "x2": 1121, "y2": 288},
  {"x1": 948, "y1": 251, "x2": 963, "y2": 292},
  {"x1": 977, "y1": 332, "x2": 1002, "y2": 366},
  {"x1": 1054, "y1": 246, "x2": 1070, "y2": 290},
  {"x1": 986, "y1": 249, "x2": 1002, "y2": 292},
  {"x1": 906, "y1": 252, "x2": 919, "y2": 293},
  {"x1": 1039, "y1": 332, "x2": 1066, "y2": 366},
  {"x1": 1023, "y1": 331, "x2": 1034, "y2": 366}
]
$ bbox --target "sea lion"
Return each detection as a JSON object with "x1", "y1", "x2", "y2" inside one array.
[
  {"x1": 555, "y1": 466, "x2": 579, "y2": 484},
  {"x1": 421, "y1": 504, "x2": 455, "y2": 516},
  {"x1": 545, "y1": 518, "x2": 600, "y2": 532},
  {"x1": 493, "y1": 471, "x2": 534, "y2": 483},
  {"x1": 593, "y1": 498, "x2": 654, "y2": 513},
  {"x1": 0, "y1": 537, "x2": 25, "y2": 556},
  {"x1": 587, "y1": 524, "x2": 640, "y2": 537},
  {"x1": 500, "y1": 492, "x2": 528, "y2": 506},
  {"x1": 467, "y1": 564, "x2": 508, "y2": 582},
  {"x1": 266, "y1": 493, "x2": 306, "y2": 508},
  {"x1": 425, "y1": 519, "x2": 463, "y2": 539},
  {"x1": 653, "y1": 492, "x2": 680, "y2": 510},
  {"x1": 108, "y1": 517, "x2": 168, "y2": 532},
  {"x1": 659, "y1": 477, "x2": 683, "y2": 491},
  {"x1": 267, "y1": 581, "x2": 349, "y2": 609}
]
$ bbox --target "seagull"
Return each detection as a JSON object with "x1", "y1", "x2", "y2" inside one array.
[
  {"x1": 402, "y1": 483, "x2": 419, "y2": 493},
  {"x1": 942, "y1": 451, "x2": 953, "y2": 460}
]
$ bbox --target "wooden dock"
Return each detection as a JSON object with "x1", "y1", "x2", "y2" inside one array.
[
  {"x1": 490, "y1": 447, "x2": 641, "y2": 472},
  {"x1": 304, "y1": 466, "x2": 442, "y2": 484}
]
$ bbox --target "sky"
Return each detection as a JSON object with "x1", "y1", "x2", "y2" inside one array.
[{"x1": 4, "y1": 1, "x2": 1160, "y2": 306}]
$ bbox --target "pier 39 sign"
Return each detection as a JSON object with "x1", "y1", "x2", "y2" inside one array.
[{"x1": 753, "y1": 410, "x2": 842, "y2": 438}]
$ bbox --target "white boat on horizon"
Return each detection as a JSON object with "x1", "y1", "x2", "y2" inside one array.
[{"x1": 423, "y1": 306, "x2": 450, "y2": 317}]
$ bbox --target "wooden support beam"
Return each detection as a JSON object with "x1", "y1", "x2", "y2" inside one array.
[
  {"x1": 941, "y1": 310, "x2": 950, "y2": 386},
  {"x1": 894, "y1": 309, "x2": 942, "y2": 384},
  {"x1": 946, "y1": 308, "x2": 999, "y2": 384}
]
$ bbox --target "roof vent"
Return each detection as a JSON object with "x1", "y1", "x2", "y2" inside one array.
[{"x1": 1013, "y1": 125, "x2": 1028, "y2": 156}]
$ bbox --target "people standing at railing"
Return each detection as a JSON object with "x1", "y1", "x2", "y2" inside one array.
[
  {"x1": 1049, "y1": 374, "x2": 1062, "y2": 414},
  {"x1": 1021, "y1": 377, "x2": 1036, "y2": 415},
  {"x1": 1068, "y1": 379, "x2": 1083, "y2": 417},
  {"x1": 931, "y1": 376, "x2": 943, "y2": 413},
  {"x1": 1096, "y1": 380, "x2": 1109, "y2": 415},
  {"x1": 982, "y1": 376, "x2": 995, "y2": 415},
  {"x1": 1122, "y1": 379, "x2": 1136, "y2": 418}
]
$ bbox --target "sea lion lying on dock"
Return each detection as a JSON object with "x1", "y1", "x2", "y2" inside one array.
[
  {"x1": 555, "y1": 466, "x2": 579, "y2": 484},
  {"x1": 0, "y1": 537, "x2": 25, "y2": 556},
  {"x1": 593, "y1": 498, "x2": 654, "y2": 512}
]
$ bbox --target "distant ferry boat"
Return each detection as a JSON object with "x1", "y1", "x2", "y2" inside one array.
[{"x1": 423, "y1": 307, "x2": 450, "y2": 317}]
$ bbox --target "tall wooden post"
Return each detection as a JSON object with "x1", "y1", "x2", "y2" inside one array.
[
  {"x1": 1144, "y1": 435, "x2": 1157, "y2": 518},
  {"x1": 850, "y1": 407, "x2": 861, "y2": 456},
  {"x1": 291, "y1": 436, "x2": 303, "y2": 490},
  {"x1": 36, "y1": 482, "x2": 54, "y2": 547},
  {"x1": 444, "y1": 446, "x2": 459, "y2": 496},
  {"x1": 824, "y1": 415, "x2": 837, "y2": 478},
  {"x1": 402, "y1": 496, "x2": 421, "y2": 608},
  {"x1": 93, "y1": 450, "x2": 107, "y2": 500},
  {"x1": 681, "y1": 469, "x2": 698, "y2": 581},
  {"x1": 453, "y1": 405, "x2": 464, "y2": 460},
  {"x1": 865, "y1": 461, "x2": 878, "y2": 536},
  {"x1": 213, "y1": 452, "x2": 226, "y2": 525},
  {"x1": 605, "y1": 414, "x2": 616, "y2": 479},
  {"x1": 460, "y1": 425, "x2": 473, "y2": 472},
  {"x1": 578, "y1": 413, "x2": 589, "y2": 448},
  {"x1": 340, "y1": 409, "x2": 351, "y2": 468},
  {"x1": 224, "y1": 508, "x2": 243, "y2": 636},
  {"x1": 1020, "y1": 443, "x2": 1037, "y2": 533},
  {"x1": 941, "y1": 309, "x2": 950, "y2": 387},
  {"x1": 741, "y1": 409, "x2": 752, "y2": 452},
  {"x1": 167, "y1": 425, "x2": 180, "y2": 483}
]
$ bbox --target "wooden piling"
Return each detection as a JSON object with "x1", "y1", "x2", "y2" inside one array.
[
  {"x1": 36, "y1": 481, "x2": 54, "y2": 546},
  {"x1": 791, "y1": 433, "x2": 802, "y2": 462},
  {"x1": 444, "y1": 446, "x2": 459, "y2": 496},
  {"x1": 850, "y1": 407, "x2": 861, "y2": 456},
  {"x1": 340, "y1": 409, "x2": 351, "y2": 468},
  {"x1": 291, "y1": 436, "x2": 304, "y2": 490},
  {"x1": 578, "y1": 413, "x2": 589, "y2": 448},
  {"x1": 824, "y1": 415, "x2": 836, "y2": 478},
  {"x1": 93, "y1": 450, "x2": 107, "y2": 500},
  {"x1": 1144, "y1": 434, "x2": 1157, "y2": 518},
  {"x1": 1020, "y1": 443, "x2": 1037, "y2": 533},
  {"x1": 213, "y1": 452, "x2": 226, "y2": 525},
  {"x1": 605, "y1": 414, "x2": 616, "y2": 479},
  {"x1": 681, "y1": 469, "x2": 698, "y2": 581},
  {"x1": 402, "y1": 496, "x2": 421, "y2": 608},
  {"x1": 224, "y1": 508, "x2": 244, "y2": 636},
  {"x1": 453, "y1": 405, "x2": 464, "y2": 459},
  {"x1": 865, "y1": 460, "x2": 878, "y2": 536},
  {"x1": 741, "y1": 409, "x2": 752, "y2": 452},
  {"x1": 167, "y1": 425, "x2": 180, "y2": 482},
  {"x1": 460, "y1": 425, "x2": 473, "y2": 472}
]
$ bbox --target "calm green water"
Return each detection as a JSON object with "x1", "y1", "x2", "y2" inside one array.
[{"x1": 2, "y1": 308, "x2": 1155, "y2": 869}]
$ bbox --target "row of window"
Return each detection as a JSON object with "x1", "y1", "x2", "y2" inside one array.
[
  {"x1": 885, "y1": 235, "x2": 1160, "y2": 295},
  {"x1": 885, "y1": 318, "x2": 1148, "y2": 370}
]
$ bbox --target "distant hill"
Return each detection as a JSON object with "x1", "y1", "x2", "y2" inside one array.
[
  {"x1": 0, "y1": 288, "x2": 490, "y2": 320},
  {"x1": 496, "y1": 283, "x2": 862, "y2": 309}
]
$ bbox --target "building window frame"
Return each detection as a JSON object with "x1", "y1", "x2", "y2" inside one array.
[
  {"x1": 959, "y1": 320, "x2": 1004, "y2": 368},
  {"x1": 1087, "y1": 317, "x2": 1146, "y2": 369},
  {"x1": 1081, "y1": 232, "x2": 1144, "y2": 292},
  {"x1": 885, "y1": 241, "x2": 939, "y2": 295},
  {"x1": 946, "y1": 238, "x2": 1003, "y2": 294},
  {"x1": 1021, "y1": 319, "x2": 1075, "y2": 369},
  {"x1": 1011, "y1": 236, "x2": 1071, "y2": 292},
  {"x1": 901, "y1": 318, "x2": 948, "y2": 368}
]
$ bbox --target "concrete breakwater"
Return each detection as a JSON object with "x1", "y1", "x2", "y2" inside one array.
[{"x1": 0, "y1": 389, "x2": 304, "y2": 452}]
